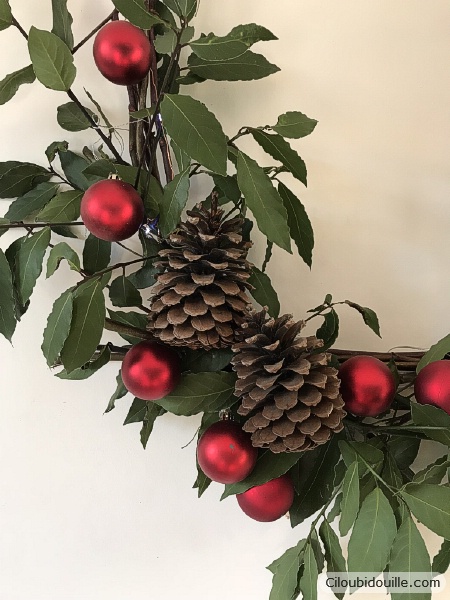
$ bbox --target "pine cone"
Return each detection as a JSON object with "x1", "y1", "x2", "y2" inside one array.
[
  {"x1": 147, "y1": 200, "x2": 252, "y2": 350},
  {"x1": 231, "y1": 310, "x2": 346, "y2": 453}
]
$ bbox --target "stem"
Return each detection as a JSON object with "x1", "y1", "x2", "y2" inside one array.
[
  {"x1": 115, "y1": 241, "x2": 144, "y2": 258},
  {"x1": 12, "y1": 17, "x2": 28, "y2": 39},
  {"x1": 104, "y1": 318, "x2": 153, "y2": 340},
  {"x1": 0, "y1": 221, "x2": 84, "y2": 230},
  {"x1": 72, "y1": 10, "x2": 118, "y2": 54},
  {"x1": 83, "y1": 255, "x2": 157, "y2": 281},
  {"x1": 329, "y1": 348, "x2": 424, "y2": 371}
]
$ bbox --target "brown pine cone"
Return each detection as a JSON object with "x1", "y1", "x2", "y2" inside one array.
[{"x1": 231, "y1": 310, "x2": 346, "y2": 453}]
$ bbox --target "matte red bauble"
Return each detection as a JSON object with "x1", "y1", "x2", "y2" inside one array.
[
  {"x1": 236, "y1": 475, "x2": 294, "y2": 522},
  {"x1": 339, "y1": 355, "x2": 396, "y2": 417},
  {"x1": 121, "y1": 342, "x2": 181, "y2": 401},
  {"x1": 93, "y1": 21, "x2": 151, "y2": 86},
  {"x1": 414, "y1": 360, "x2": 450, "y2": 415},
  {"x1": 80, "y1": 179, "x2": 144, "y2": 242},
  {"x1": 197, "y1": 421, "x2": 257, "y2": 484}
]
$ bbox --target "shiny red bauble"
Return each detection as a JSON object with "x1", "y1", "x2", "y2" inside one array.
[
  {"x1": 236, "y1": 475, "x2": 294, "y2": 522},
  {"x1": 121, "y1": 341, "x2": 181, "y2": 401},
  {"x1": 339, "y1": 355, "x2": 396, "y2": 417},
  {"x1": 80, "y1": 179, "x2": 144, "y2": 242},
  {"x1": 414, "y1": 360, "x2": 450, "y2": 415},
  {"x1": 197, "y1": 421, "x2": 257, "y2": 484},
  {"x1": 93, "y1": 21, "x2": 152, "y2": 86}
]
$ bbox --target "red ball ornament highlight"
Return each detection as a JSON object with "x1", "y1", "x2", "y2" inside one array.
[
  {"x1": 121, "y1": 341, "x2": 181, "y2": 401},
  {"x1": 197, "y1": 420, "x2": 258, "y2": 484},
  {"x1": 80, "y1": 179, "x2": 144, "y2": 242},
  {"x1": 414, "y1": 360, "x2": 450, "y2": 415},
  {"x1": 339, "y1": 355, "x2": 396, "y2": 417},
  {"x1": 93, "y1": 21, "x2": 152, "y2": 86},
  {"x1": 236, "y1": 475, "x2": 294, "y2": 522}
]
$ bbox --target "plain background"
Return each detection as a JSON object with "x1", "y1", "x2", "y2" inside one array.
[{"x1": 0, "y1": 1, "x2": 449, "y2": 599}]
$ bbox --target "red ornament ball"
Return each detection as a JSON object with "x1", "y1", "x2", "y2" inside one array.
[
  {"x1": 121, "y1": 341, "x2": 181, "y2": 401},
  {"x1": 339, "y1": 355, "x2": 396, "y2": 417},
  {"x1": 414, "y1": 360, "x2": 450, "y2": 415},
  {"x1": 93, "y1": 21, "x2": 152, "y2": 86},
  {"x1": 236, "y1": 475, "x2": 294, "y2": 522},
  {"x1": 80, "y1": 179, "x2": 144, "y2": 242},
  {"x1": 197, "y1": 421, "x2": 258, "y2": 484}
]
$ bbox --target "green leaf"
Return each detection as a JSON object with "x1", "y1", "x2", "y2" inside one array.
[
  {"x1": 155, "y1": 26, "x2": 194, "y2": 55},
  {"x1": 41, "y1": 288, "x2": 73, "y2": 366},
  {"x1": 340, "y1": 440, "x2": 385, "y2": 476},
  {"x1": 347, "y1": 488, "x2": 397, "y2": 575},
  {"x1": 432, "y1": 540, "x2": 450, "y2": 575},
  {"x1": 315, "y1": 309, "x2": 339, "y2": 351},
  {"x1": 170, "y1": 140, "x2": 190, "y2": 172},
  {"x1": 417, "y1": 334, "x2": 450, "y2": 372},
  {"x1": 190, "y1": 33, "x2": 249, "y2": 61},
  {"x1": 229, "y1": 23, "x2": 278, "y2": 45},
  {"x1": 268, "y1": 545, "x2": 303, "y2": 600},
  {"x1": 140, "y1": 403, "x2": 165, "y2": 449},
  {"x1": 159, "y1": 167, "x2": 190, "y2": 237},
  {"x1": 212, "y1": 174, "x2": 241, "y2": 204},
  {"x1": 0, "y1": 248, "x2": 16, "y2": 341},
  {"x1": 51, "y1": 0, "x2": 74, "y2": 49},
  {"x1": 15, "y1": 227, "x2": 50, "y2": 306},
  {"x1": 84, "y1": 89, "x2": 115, "y2": 136},
  {"x1": 319, "y1": 520, "x2": 347, "y2": 600},
  {"x1": 57, "y1": 102, "x2": 97, "y2": 131},
  {"x1": 114, "y1": 164, "x2": 161, "y2": 217},
  {"x1": 56, "y1": 345, "x2": 110, "y2": 380},
  {"x1": 248, "y1": 266, "x2": 280, "y2": 318},
  {"x1": 58, "y1": 150, "x2": 92, "y2": 190},
  {"x1": 28, "y1": 27, "x2": 76, "y2": 92},
  {"x1": 345, "y1": 300, "x2": 381, "y2": 337},
  {"x1": 387, "y1": 436, "x2": 421, "y2": 471},
  {"x1": 82, "y1": 159, "x2": 115, "y2": 179},
  {"x1": 111, "y1": 0, "x2": 166, "y2": 28},
  {"x1": 108, "y1": 309, "x2": 148, "y2": 344},
  {"x1": 188, "y1": 51, "x2": 279, "y2": 81},
  {"x1": 46, "y1": 141, "x2": 68, "y2": 163},
  {"x1": 0, "y1": 161, "x2": 51, "y2": 198},
  {"x1": 36, "y1": 190, "x2": 83, "y2": 222},
  {"x1": 278, "y1": 182, "x2": 314, "y2": 268},
  {"x1": 411, "y1": 402, "x2": 450, "y2": 446},
  {"x1": 124, "y1": 398, "x2": 148, "y2": 425},
  {"x1": 193, "y1": 467, "x2": 212, "y2": 498},
  {"x1": 46, "y1": 242, "x2": 80, "y2": 277},
  {"x1": 128, "y1": 261, "x2": 158, "y2": 289},
  {"x1": 60, "y1": 278, "x2": 106, "y2": 373},
  {"x1": 0, "y1": 0, "x2": 12, "y2": 31},
  {"x1": 272, "y1": 111, "x2": 318, "y2": 139},
  {"x1": 401, "y1": 483, "x2": 450, "y2": 539},
  {"x1": 82, "y1": 234, "x2": 111, "y2": 275},
  {"x1": 0, "y1": 65, "x2": 36, "y2": 105},
  {"x1": 299, "y1": 543, "x2": 318, "y2": 600},
  {"x1": 236, "y1": 151, "x2": 291, "y2": 252},
  {"x1": 267, "y1": 538, "x2": 306, "y2": 574},
  {"x1": 413, "y1": 455, "x2": 450, "y2": 485},
  {"x1": 222, "y1": 450, "x2": 300, "y2": 500},
  {"x1": 156, "y1": 371, "x2": 237, "y2": 416},
  {"x1": 109, "y1": 276, "x2": 142, "y2": 308},
  {"x1": 161, "y1": 94, "x2": 227, "y2": 176},
  {"x1": 327, "y1": 493, "x2": 342, "y2": 523},
  {"x1": 250, "y1": 129, "x2": 307, "y2": 186},
  {"x1": 181, "y1": 348, "x2": 233, "y2": 373},
  {"x1": 5, "y1": 182, "x2": 58, "y2": 221},
  {"x1": 339, "y1": 461, "x2": 360, "y2": 536},
  {"x1": 164, "y1": 0, "x2": 197, "y2": 20},
  {"x1": 105, "y1": 370, "x2": 128, "y2": 413},
  {"x1": 389, "y1": 517, "x2": 432, "y2": 600}
]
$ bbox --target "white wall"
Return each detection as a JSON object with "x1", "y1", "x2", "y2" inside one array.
[{"x1": 0, "y1": 1, "x2": 449, "y2": 599}]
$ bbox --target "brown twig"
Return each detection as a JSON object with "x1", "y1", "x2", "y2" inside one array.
[
  {"x1": 329, "y1": 348, "x2": 425, "y2": 371},
  {"x1": 104, "y1": 318, "x2": 153, "y2": 340},
  {"x1": 72, "y1": 10, "x2": 118, "y2": 54},
  {"x1": 0, "y1": 221, "x2": 85, "y2": 230}
]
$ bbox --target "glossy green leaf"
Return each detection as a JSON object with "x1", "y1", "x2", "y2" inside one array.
[
  {"x1": 299, "y1": 543, "x2": 318, "y2": 600},
  {"x1": 0, "y1": 0, "x2": 12, "y2": 31},
  {"x1": 193, "y1": 467, "x2": 212, "y2": 498},
  {"x1": 51, "y1": 0, "x2": 73, "y2": 49},
  {"x1": 229, "y1": 23, "x2": 277, "y2": 45},
  {"x1": 278, "y1": 182, "x2": 314, "y2": 268},
  {"x1": 128, "y1": 261, "x2": 158, "y2": 290},
  {"x1": 189, "y1": 51, "x2": 279, "y2": 81},
  {"x1": 248, "y1": 266, "x2": 280, "y2": 317},
  {"x1": 345, "y1": 300, "x2": 381, "y2": 337},
  {"x1": 267, "y1": 539, "x2": 306, "y2": 575},
  {"x1": 46, "y1": 140, "x2": 68, "y2": 163},
  {"x1": 57, "y1": 102, "x2": 97, "y2": 131},
  {"x1": 156, "y1": 372, "x2": 237, "y2": 416},
  {"x1": 140, "y1": 403, "x2": 165, "y2": 449},
  {"x1": 319, "y1": 520, "x2": 347, "y2": 600},
  {"x1": 401, "y1": 483, "x2": 450, "y2": 539},
  {"x1": 5, "y1": 182, "x2": 58, "y2": 221},
  {"x1": 417, "y1": 334, "x2": 450, "y2": 372},
  {"x1": 222, "y1": 451, "x2": 300, "y2": 500},
  {"x1": 387, "y1": 436, "x2": 421, "y2": 471},
  {"x1": 340, "y1": 440, "x2": 385, "y2": 475},
  {"x1": 316, "y1": 309, "x2": 339, "y2": 351},
  {"x1": 60, "y1": 278, "x2": 106, "y2": 373},
  {"x1": 82, "y1": 234, "x2": 111, "y2": 275},
  {"x1": 161, "y1": 94, "x2": 227, "y2": 175},
  {"x1": 114, "y1": 164, "x2": 161, "y2": 217},
  {"x1": 432, "y1": 540, "x2": 450, "y2": 575},
  {"x1": 411, "y1": 402, "x2": 450, "y2": 446},
  {"x1": 124, "y1": 398, "x2": 148, "y2": 425},
  {"x1": 36, "y1": 190, "x2": 83, "y2": 222},
  {"x1": 212, "y1": 174, "x2": 241, "y2": 204},
  {"x1": 272, "y1": 111, "x2": 318, "y2": 139},
  {"x1": 112, "y1": 0, "x2": 166, "y2": 28},
  {"x1": 0, "y1": 161, "x2": 51, "y2": 198},
  {"x1": 159, "y1": 167, "x2": 190, "y2": 237},
  {"x1": 413, "y1": 455, "x2": 450, "y2": 485},
  {"x1": 250, "y1": 129, "x2": 307, "y2": 186},
  {"x1": 109, "y1": 276, "x2": 142, "y2": 308},
  {"x1": 0, "y1": 248, "x2": 16, "y2": 341},
  {"x1": 28, "y1": 27, "x2": 76, "y2": 91},
  {"x1": 339, "y1": 461, "x2": 360, "y2": 536},
  {"x1": 108, "y1": 309, "x2": 148, "y2": 344},
  {"x1": 190, "y1": 33, "x2": 248, "y2": 61},
  {"x1": 268, "y1": 544, "x2": 303, "y2": 600},
  {"x1": 56, "y1": 345, "x2": 110, "y2": 380},
  {"x1": 164, "y1": 0, "x2": 197, "y2": 20},
  {"x1": 41, "y1": 288, "x2": 73, "y2": 367},
  {"x1": 82, "y1": 159, "x2": 115, "y2": 179},
  {"x1": 59, "y1": 150, "x2": 92, "y2": 190},
  {"x1": 181, "y1": 348, "x2": 233, "y2": 373},
  {"x1": 0, "y1": 65, "x2": 36, "y2": 105},
  {"x1": 236, "y1": 151, "x2": 291, "y2": 252},
  {"x1": 170, "y1": 140, "x2": 190, "y2": 172},
  {"x1": 155, "y1": 26, "x2": 194, "y2": 55},
  {"x1": 46, "y1": 242, "x2": 80, "y2": 277},
  {"x1": 15, "y1": 227, "x2": 50, "y2": 306},
  {"x1": 105, "y1": 370, "x2": 128, "y2": 413},
  {"x1": 389, "y1": 517, "x2": 432, "y2": 600},
  {"x1": 348, "y1": 488, "x2": 397, "y2": 575}
]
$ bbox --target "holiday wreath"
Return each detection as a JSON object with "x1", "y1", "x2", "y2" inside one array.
[{"x1": 0, "y1": 1, "x2": 449, "y2": 598}]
